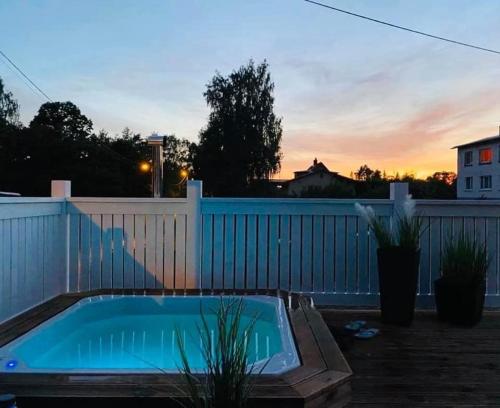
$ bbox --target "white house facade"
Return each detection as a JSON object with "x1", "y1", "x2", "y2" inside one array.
[{"x1": 455, "y1": 134, "x2": 500, "y2": 199}]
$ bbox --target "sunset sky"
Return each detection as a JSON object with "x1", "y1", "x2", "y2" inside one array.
[{"x1": 2, "y1": 0, "x2": 499, "y2": 179}]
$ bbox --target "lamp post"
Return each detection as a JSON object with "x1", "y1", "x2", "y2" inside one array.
[{"x1": 146, "y1": 134, "x2": 166, "y2": 198}]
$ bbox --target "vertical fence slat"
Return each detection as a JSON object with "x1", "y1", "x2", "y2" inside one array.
[
  {"x1": 419, "y1": 217, "x2": 431, "y2": 295},
  {"x1": 25, "y1": 218, "x2": 36, "y2": 308},
  {"x1": 312, "y1": 215, "x2": 324, "y2": 292},
  {"x1": 334, "y1": 216, "x2": 346, "y2": 293},
  {"x1": 223, "y1": 215, "x2": 235, "y2": 289},
  {"x1": 0, "y1": 220, "x2": 9, "y2": 321},
  {"x1": 246, "y1": 214, "x2": 257, "y2": 290},
  {"x1": 358, "y1": 218, "x2": 370, "y2": 294},
  {"x1": 175, "y1": 215, "x2": 186, "y2": 289},
  {"x1": 346, "y1": 216, "x2": 358, "y2": 294},
  {"x1": 101, "y1": 214, "x2": 113, "y2": 289},
  {"x1": 301, "y1": 215, "x2": 313, "y2": 292},
  {"x1": 323, "y1": 215, "x2": 335, "y2": 293},
  {"x1": 123, "y1": 214, "x2": 135, "y2": 289},
  {"x1": 201, "y1": 214, "x2": 213, "y2": 289},
  {"x1": 212, "y1": 214, "x2": 224, "y2": 289},
  {"x1": 90, "y1": 214, "x2": 102, "y2": 290},
  {"x1": 154, "y1": 215, "x2": 164, "y2": 288},
  {"x1": 257, "y1": 215, "x2": 269, "y2": 290},
  {"x1": 164, "y1": 215, "x2": 176, "y2": 289},
  {"x1": 145, "y1": 215, "x2": 157, "y2": 289},
  {"x1": 79, "y1": 215, "x2": 91, "y2": 291},
  {"x1": 69, "y1": 215, "x2": 80, "y2": 291},
  {"x1": 290, "y1": 215, "x2": 302, "y2": 292},
  {"x1": 112, "y1": 214, "x2": 124, "y2": 289},
  {"x1": 279, "y1": 215, "x2": 290, "y2": 291},
  {"x1": 234, "y1": 215, "x2": 246, "y2": 289},
  {"x1": 268, "y1": 215, "x2": 279, "y2": 289},
  {"x1": 134, "y1": 215, "x2": 146, "y2": 288}
]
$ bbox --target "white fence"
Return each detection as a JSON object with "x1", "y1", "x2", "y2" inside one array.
[
  {"x1": 1, "y1": 180, "x2": 500, "y2": 323},
  {"x1": 0, "y1": 198, "x2": 67, "y2": 322}
]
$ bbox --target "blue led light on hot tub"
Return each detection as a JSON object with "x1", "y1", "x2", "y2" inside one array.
[{"x1": 5, "y1": 360, "x2": 17, "y2": 369}]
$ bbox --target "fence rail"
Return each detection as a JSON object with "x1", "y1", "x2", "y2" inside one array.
[{"x1": 1, "y1": 181, "x2": 500, "y2": 323}]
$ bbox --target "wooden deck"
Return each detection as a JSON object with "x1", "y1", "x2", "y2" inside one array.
[{"x1": 320, "y1": 309, "x2": 500, "y2": 407}]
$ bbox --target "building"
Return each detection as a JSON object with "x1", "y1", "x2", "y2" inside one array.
[
  {"x1": 454, "y1": 132, "x2": 500, "y2": 199},
  {"x1": 281, "y1": 158, "x2": 355, "y2": 196}
]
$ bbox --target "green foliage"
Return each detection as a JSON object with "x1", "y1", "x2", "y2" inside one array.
[
  {"x1": 396, "y1": 211, "x2": 424, "y2": 251},
  {"x1": 0, "y1": 99, "x2": 151, "y2": 196},
  {"x1": 162, "y1": 135, "x2": 197, "y2": 197},
  {"x1": 0, "y1": 78, "x2": 20, "y2": 128},
  {"x1": 176, "y1": 298, "x2": 258, "y2": 408},
  {"x1": 442, "y1": 234, "x2": 489, "y2": 281},
  {"x1": 30, "y1": 101, "x2": 93, "y2": 141},
  {"x1": 194, "y1": 60, "x2": 283, "y2": 196}
]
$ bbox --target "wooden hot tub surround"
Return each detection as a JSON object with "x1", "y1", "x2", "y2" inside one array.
[{"x1": 0, "y1": 289, "x2": 352, "y2": 408}]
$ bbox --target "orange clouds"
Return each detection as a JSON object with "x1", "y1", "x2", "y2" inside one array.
[{"x1": 277, "y1": 87, "x2": 500, "y2": 179}]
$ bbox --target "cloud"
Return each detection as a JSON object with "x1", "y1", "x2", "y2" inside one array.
[{"x1": 278, "y1": 87, "x2": 500, "y2": 178}]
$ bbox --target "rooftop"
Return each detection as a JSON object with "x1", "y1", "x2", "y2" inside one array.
[{"x1": 453, "y1": 134, "x2": 500, "y2": 149}]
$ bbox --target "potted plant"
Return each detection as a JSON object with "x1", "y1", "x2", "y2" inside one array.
[
  {"x1": 356, "y1": 196, "x2": 423, "y2": 326},
  {"x1": 435, "y1": 234, "x2": 489, "y2": 326}
]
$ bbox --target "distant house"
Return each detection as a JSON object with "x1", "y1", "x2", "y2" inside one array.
[
  {"x1": 454, "y1": 132, "x2": 500, "y2": 199},
  {"x1": 280, "y1": 158, "x2": 355, "y2": 196}
]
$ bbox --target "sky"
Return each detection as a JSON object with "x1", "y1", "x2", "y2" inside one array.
[{"x1": 1, "y1": 0, "x2": 499, "y2": 179}]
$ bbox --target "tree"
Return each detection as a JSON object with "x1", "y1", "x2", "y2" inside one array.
[
  {"x1": 30, "y1": 101, "x2": 93, "y2": 141},
  {"x1": 0, "y1": 98, "x2": 152, "y2": 196},
  {"x1": 429, "y1": 171, "x2": 457, "y2": 185},
  {"x1": 194, "y1": 60, "x2": 283, "y2": 196},
  {"x1": 162, "y1": 135, "x2": 196, "y2": 197},
  {"x1": 0, "y1": 78, "x2": 20, "y2": 127},
  {"x1": 354, "y1": 164, "x2": 382, "y2": 182}
]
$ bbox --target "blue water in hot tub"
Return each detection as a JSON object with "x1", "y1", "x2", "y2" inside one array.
[{"x1": 0, "y1": 295, "x2": 299, "y2": 374}]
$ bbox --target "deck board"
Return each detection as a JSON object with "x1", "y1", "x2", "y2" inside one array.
[{"x1": 320, "y1": 309, "x2": 500, "y2": 407}]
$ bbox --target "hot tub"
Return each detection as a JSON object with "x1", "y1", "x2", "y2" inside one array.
[{"x1": 0, "y1": 295, "x2": 300, "y2": 374}]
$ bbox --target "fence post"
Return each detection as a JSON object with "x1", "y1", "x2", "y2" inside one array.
[
  {"x1": 51, "y1": 180, "x2": 71, "y2": 198},
  {"x1": 51, "y1": 180, "x2": 71, "y2": 293},
  {"x1": 390, "y1": 182, "x2": 409, "y2": 217},
  {"x1": 186, "y1": 180, "x2": 203, "y2": 289}
]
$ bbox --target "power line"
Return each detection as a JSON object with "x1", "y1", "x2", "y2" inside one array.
[
  {"x1": 0, "y1": 50, "x2": 53, "y2": 101},
  {"x1": 304, "y1": 0, "x2": 500, "y2": 56},
  {"x1": 0, "y1": 57, "x2": 41, "y2": 98}
]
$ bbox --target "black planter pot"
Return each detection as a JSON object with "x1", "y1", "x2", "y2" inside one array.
[
  {"x1": 434, "y1": 276, "x2": 485, "y2": 326},
  {"x1": 377, "y1": 247, "x2": 420, "y2": 326}
]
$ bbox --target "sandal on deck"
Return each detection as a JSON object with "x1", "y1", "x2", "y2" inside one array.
[
  {"x1": 354, "y1": 328, "x2": 379, "y2": 339},
  {"x1": 344, "y1": 320, "x2": 366, "y2": 332}
]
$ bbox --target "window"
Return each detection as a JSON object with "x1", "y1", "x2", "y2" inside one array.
[
  {"x1": 479, "y1": 148, "x2": 492, "y2": 164},
  {"x1": 465, "y1": 176, "x2": 473, "y2": 191},
  {"x1": 464, "y1": 150, "x2": 473, "y2": 166},
  {"x1": 480, "y1": 175, "x2": 492, "y2": 190}
]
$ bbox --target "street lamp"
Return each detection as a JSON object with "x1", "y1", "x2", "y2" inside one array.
[{"x1": 139, "y1": 161, "x2": 151, "y2": 173}]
